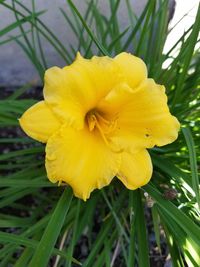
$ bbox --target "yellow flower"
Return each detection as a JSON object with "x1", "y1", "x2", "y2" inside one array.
[{"x1": 19, "y1": 52, "x2": 180, "y2": 200}]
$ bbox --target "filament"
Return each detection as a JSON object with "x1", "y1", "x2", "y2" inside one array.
[{"x1": 86, "y1": 112, "x2": 122, "y2": 153}]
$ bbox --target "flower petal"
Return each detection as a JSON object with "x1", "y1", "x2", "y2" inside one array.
[
  {"x1": 43, "y1": 66, "x2": 85, "y2": 129},
  {"x1": 114, "y1": 52, "x2": 147, "y2": 88},
  {"x1": 117, "y1": 149, "x2": 152, "y2": 189},
  {"x1": 110, "y1": 79, "x2": 180, "y2": 152},
  {"x1": 77, "y1": 54, "x2": 122, "y2": 102},
  {"x1": 45, "y1": 126, "x2": 121, "y2": 200},
  {"x1": 97, "y1": 82, "x2": 133, "y2": 116},
  {"x1": 19, "y1": 101, "x2": 61, "y2": 143},
  {"x1": 44, "y1": 53, "x2": 121, "y2": 128}
]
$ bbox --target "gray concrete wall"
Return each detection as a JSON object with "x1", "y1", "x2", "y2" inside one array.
[{"x1": 0, "y1": 0, "x2": 149, "y2": 87}]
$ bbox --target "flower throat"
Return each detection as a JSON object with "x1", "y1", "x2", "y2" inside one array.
[{"x1": 85, "y1": 109, "x2": 120, "y2": 152}]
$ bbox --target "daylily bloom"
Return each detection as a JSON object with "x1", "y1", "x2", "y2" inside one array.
[{"x1": 19, "y1": 52, "x2": 180, "y2": 200}]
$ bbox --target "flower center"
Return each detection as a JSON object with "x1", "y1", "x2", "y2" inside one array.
[
  {"x1": 86, "y1": 110, "x2": 116, "y2": 133},
  {"x1": 85, "y1": 110, "x2": 120, "y2": 152}
]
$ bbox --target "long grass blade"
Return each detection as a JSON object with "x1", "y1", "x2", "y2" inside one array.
[
  {"x1": 29, "y1": 188, "x2": 73, "y2": 267},
  {"x1": 182, "y1": 127, "x2": 200, "y2": 208}
]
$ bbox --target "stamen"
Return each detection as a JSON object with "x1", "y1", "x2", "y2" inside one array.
[
  {"x1": 95, "y1": 119, "x2": 111, "y2": 146},
  {"x1": 95, "y1": 112, "x2": 110, "y2": 125},
  {"x1": 95, "y1": 112, "x2": 118, "y2": 134},
  {"x1": 87, "y1": 114, "x2": 96, "y2": 131},
  {"x1": 86, "y1": 110, "x2": 123, "y2": 153},
  {"x1": 95, "y1": 117, "x2": 122, "y2": 153}
]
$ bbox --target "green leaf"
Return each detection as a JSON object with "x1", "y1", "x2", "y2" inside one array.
[
  {"x1": 182, "y1": 127, "x2": 200, "y2": 208},
  {"x1": 0, "y1": 231, "x2": 80, "y2": 265},
  {"x1": 144, "y1": 183, "x2": 200, "y2": 248},
  {"x1": 29, "y1": 188, "x2": 73, "y2": 267},
  {"x1": 151, "y1": 205, "x2": 161, "y2": 252},
  {"x1": 101, "y1": 189, "x2": 129, "y2": 243},
  {"x1": 171, "y1": 4, "x2": 200, "y2": 107},
  {"x1": 161, "y1": 218, "x2": 185, "y2": 267},
  {"x1": 134, "y1": 190, "x2": 150, "y2": 267},
  {"x1": 66, "y1": 199, "x2": 81, "y2": 267},
  {"x1": 128, "y1": 191, "x2": 137, "y2": 267},
  {"x1": 67, "y1": 0, "x2": 109, "y2": 56},
  {"x1": 160, "y1": 207, "x2": 200, "y2": 266},
  {"x1": 0, "y1": 11, "x2": 45, "y2": 37}
]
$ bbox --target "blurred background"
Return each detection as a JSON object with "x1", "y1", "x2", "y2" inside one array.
[{"x1": 0, "y1": 0, "x2": 199, "y2": 87}]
